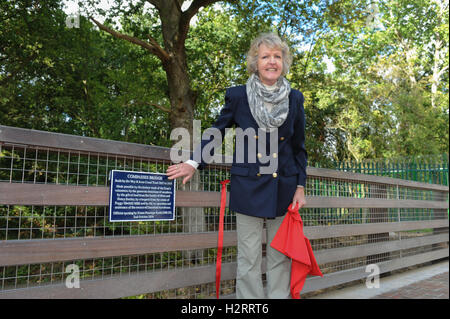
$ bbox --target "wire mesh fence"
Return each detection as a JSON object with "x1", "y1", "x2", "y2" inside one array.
[
  {"x1": 0, "y1": 126, "x2": 448, "y2": 298},
  {"x1": 2, "y1": 143, "x2": 446, "y2": 200},
  {"x1": 326, "y1": 154, "x2": 449, "y2": 186}
]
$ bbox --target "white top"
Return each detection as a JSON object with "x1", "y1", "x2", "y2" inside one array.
[{"x1": 262, "y1": 82, "x2": 277, "y2": 112}]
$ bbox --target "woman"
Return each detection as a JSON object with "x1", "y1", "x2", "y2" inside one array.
[{"x1": 166, "y1": 33, "x2": 307, "y2": 299}]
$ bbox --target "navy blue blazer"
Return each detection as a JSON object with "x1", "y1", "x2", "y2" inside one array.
[{"x1": 193, "y1": 85, "x2": 307, "y2": 218}]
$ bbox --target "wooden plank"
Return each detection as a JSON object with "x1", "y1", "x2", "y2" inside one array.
[
  {"x1": 176, "y1": 190, "x2": 223, "y2": 207},
  {"x1": 305, "y1": 196, "x2": 448, "y2": 209},
  {"x1": 1, "y1": 220, "x2": 447, "y2": 266},
  {"x1": 0, "y1": 182, "x2": 224, "y2": 207},
  {"x1": 1, "y1": 248, "x2": 447, "y2": 299},
  {"x1": 314, "y1": 233, "x2": 449, "y2": 264},
  {"x1": 0, "y1": 182, "x2": 446, "y2": 209},
  {"x1": 2, "y1": 125, "x2": 448, "y2": 192},
  {"x1": 0, "y1": 262, "x2": 238, "y2": 299},
  {"x1": 306, "y1": 167, "x2": 450, "y2": 192},
  {"x1": 0, "y1": 232, "x2": 237, "y2": 267},
  {"x1": 0, "y1": 182, "x2": 109, "y2": 206},
  {"x1": 305, "y1": 220, "x2": 449, "y2": 239},
  {"x1": 0, "y1": 125, "x2": 174, "y2": 161}
]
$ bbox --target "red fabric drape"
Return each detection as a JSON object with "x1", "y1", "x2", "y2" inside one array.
[{"x1": 270, "y1": 203, "x2": 323, "y2": 299}]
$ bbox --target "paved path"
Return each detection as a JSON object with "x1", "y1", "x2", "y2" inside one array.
[
  {"x1": 371, "y1": 271, "x2": 448, "y2": 299},
  {"x1": 309, "y1": 260, "x2": 449, "y2": 299}
]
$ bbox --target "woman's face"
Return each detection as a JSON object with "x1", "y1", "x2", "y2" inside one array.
[{"x1": 256, "y1": 43, "x2": 283, "y2": 86}]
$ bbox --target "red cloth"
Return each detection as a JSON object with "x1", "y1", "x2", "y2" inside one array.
[{"x1": 270, "y1": 203, "x2": 323, "y2": 299}]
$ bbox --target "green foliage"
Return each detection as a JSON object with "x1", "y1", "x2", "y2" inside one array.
[
  {"x1": 0, "y1": 0, "x2": 170, "y2": 145},
  {"x1": 297, "y1": 0, "x2": 449, "y2": 163},
  {"x1": 1, "y1": 0, "x2": 448, "y2": 162}
]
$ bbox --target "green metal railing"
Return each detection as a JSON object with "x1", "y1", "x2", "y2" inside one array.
[{"x1": 325, "y1": 154, "x2": 449, "y2": 186}]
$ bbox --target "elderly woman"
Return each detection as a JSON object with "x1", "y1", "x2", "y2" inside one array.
[{"x1": 166, "y1": 33, "x2": 307, "y2": 299}]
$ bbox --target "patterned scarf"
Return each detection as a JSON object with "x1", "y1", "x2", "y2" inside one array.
[{"x1": 246, "y1": 73, "x2": 291, "y2": 129}]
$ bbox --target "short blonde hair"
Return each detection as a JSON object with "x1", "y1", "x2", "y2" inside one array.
[{"x1": 246, "y1": 33, "x2": 293, "y2": 76}]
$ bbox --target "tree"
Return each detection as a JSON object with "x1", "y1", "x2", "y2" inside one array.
[
  {"x1": 301, "y1": 0, "x2": 449, "y2": 161},
  {"x1": 2, "y1": 0, "x2": 447, "y2": 164},
  {"x1": 85, "y1": 0, "x2": 236, "y2": 143},
  {"x1": 0, "y1": 0, "x2": 174, "y2": 145}
]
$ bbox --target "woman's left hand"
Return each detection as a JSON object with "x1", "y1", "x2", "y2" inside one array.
[{"x1": 291, "y1": 186, "x2": 306, "y2": 209}]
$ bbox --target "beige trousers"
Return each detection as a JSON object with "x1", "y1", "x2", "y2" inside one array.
[{"x1": 235, "y1": 213, "x2": 291, "y2": 299}]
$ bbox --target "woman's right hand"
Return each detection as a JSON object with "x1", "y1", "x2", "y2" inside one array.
[{"x1": 166, "y1": 162, "x2": 196, "y2": 184}]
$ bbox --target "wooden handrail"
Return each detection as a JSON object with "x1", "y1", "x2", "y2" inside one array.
[
  {"x1": 0, "y1": 221, "x2": 447, "y2": 267},
  {"x1": 1, "y1": 125, "x2": 448, "y2": 192},
  {"x1": 0, "y1": 182, "x2": 447, "y2": 208}
]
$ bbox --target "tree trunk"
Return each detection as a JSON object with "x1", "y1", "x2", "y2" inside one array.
[
  {"x1": 162, "y1": 20, "x2": 206, "y2": 264},
  {"x1": 156, "y1": 1, "x2": 199, "y2": 139},
  {"x1": 164, "y1": 55, "x2": 195, "y2": 139}
]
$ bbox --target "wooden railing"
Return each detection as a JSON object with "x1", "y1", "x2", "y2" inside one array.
[{"x1": 0, "y1": 125, "x2": 448, "y2": 298}]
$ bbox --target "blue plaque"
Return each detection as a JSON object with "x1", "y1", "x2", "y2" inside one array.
[{"x1": 109, "y1": 170, "x2": 176, "y2": 222}]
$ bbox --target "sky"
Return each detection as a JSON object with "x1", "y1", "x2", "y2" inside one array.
[{"x1": 63, "y1": 0, "x2": 198, "y2": 25}]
